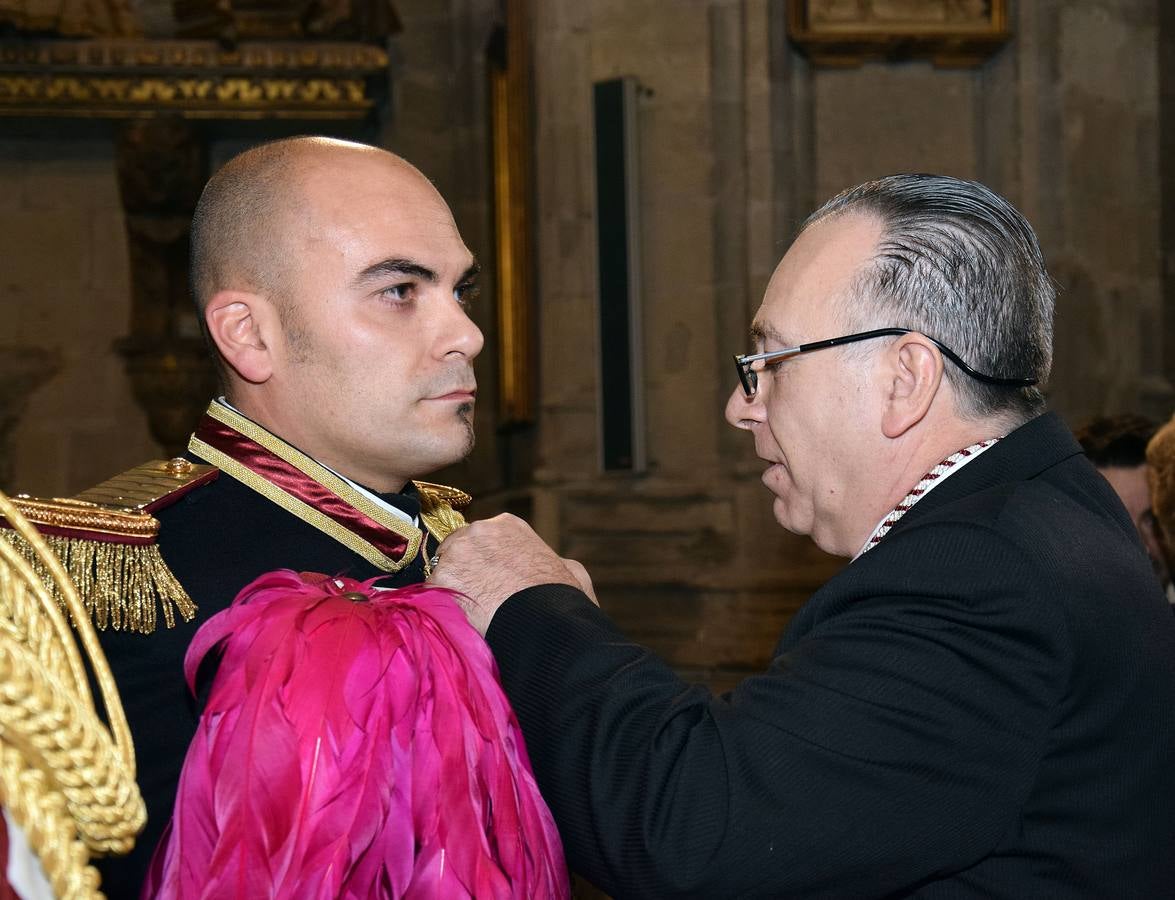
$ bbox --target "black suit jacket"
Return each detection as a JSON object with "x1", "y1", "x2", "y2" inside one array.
[
  {"x1": 486, "y1": 413, "x2": 1175, "y2": 898},
  {"x1": 95, "y1": 462, "x2": 435, "y2": 899}
]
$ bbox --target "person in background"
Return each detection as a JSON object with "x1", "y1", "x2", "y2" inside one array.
[
  {"x1": 1075, "y1": 413, "x2": 1170, "y2": 596},
  {"x1": 1147, "y1": 413, "x2": 1175, "y2": 605}
]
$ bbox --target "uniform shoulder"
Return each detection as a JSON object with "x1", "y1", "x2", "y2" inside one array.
[{"x1": 0, "y1": 458, "x2": 218, "y2": 633}]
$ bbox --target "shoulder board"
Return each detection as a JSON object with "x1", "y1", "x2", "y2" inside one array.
[
  {"x1": 0, "y1": 459, "x2": 218, "y2": 634},
  {"x1": 74, "y1": 457, "x2": 219, "y2": 513},
  {"x1": 412, "y1": 480, "x2": 472, "y2": 510}
]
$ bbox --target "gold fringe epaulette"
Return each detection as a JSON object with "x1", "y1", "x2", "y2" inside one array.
[
  {"x1": 0, "y1": 458, "x2": 217, "y2": 634},
  {"x1": 413, "y1": 480, "x2": 471, "y2": 542}
]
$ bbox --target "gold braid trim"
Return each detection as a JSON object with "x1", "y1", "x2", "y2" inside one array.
[
  {"x1": 0, "y1": 489, "x2": 146, "y2": 896},
  {"x1": 0, "y1": 744, "x2": 103, "y2": 900},
  {"x1": 191, "y1": 435, "x2": 423, "y2": 573},
  {"x1": 193, "y1": 402, "x2": 427, "y2": 572}
]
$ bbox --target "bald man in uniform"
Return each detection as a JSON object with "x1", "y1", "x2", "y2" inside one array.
[{"x1": 94, "y1": 137, "x2": 485, "y2": 896}]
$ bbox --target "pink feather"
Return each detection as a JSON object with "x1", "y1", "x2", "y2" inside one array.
[{"x1": 142, "y1": 570, "x2": 568, "y2": 900}]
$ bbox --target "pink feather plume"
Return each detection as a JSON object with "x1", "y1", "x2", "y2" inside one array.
[{"x1": 142, "y1": 570, "x2": 569, "y2": 899}]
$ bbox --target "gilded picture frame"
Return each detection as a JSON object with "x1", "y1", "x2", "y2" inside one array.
[
  {"x1": 489, "y1": 0, "x2": 535, "y2": 426},
  {"x1": 787, "y1": 0, "x2": 1010, "y2": 68}
]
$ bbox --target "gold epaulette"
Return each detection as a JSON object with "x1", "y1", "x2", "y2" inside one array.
[
  {"x1": 0, "y1": 459, "x2": 217, "y2": 634},
  {"x1": 413, "y1": 480, "x2": 471, "y2": 542}
]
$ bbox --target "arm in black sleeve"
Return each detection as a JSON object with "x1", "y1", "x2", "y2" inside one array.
[{"x1": 485, "y1": 524, "x2": 1065, "y2": 899}]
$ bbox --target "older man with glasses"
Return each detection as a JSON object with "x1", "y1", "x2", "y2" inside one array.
[{"x1": 431, "y1": 174, "x2": 1175, "y2": 898}]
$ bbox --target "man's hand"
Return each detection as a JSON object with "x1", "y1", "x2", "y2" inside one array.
[{"x1": 428, "y1": 513, "x2": 597, "y2": 636}]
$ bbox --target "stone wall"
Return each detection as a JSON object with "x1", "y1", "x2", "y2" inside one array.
[{"x1": 0, "y1": 134, "x2": 158, "y2": 495}]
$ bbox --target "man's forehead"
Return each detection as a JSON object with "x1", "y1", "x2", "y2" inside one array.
[
  {"x1": 302, "y1": 182, "x2": 471, "y2": 273},
  {"x1": 751, "y1": 213, "x2": 881, "y2": 342},
  {"x1": 785, "y1": 211, "x2": 878, "y2": 275}
]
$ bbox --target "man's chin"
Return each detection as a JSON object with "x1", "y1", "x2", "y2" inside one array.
[
  {"x1": 421, "y1": 423, "x2": 476, "y2": 475},
  {"x1": 772, "y1": 496, "x2": 815, "y2": 539}
]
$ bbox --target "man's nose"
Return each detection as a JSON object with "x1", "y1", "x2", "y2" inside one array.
[
  {"x1": 438, "y1": 299, "x2": 485, "y2": 361},
  {"x1": 724, "y1": 384, "x2": 764, "y2": 431}
]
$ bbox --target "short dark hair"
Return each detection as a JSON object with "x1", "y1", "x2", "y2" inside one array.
[
  {"x1": 1076, "y1": 414, "x2": 1158, "y2": 469},
  {"x1": 189, "y1": 138, "x2": 304, "y2": 314},
  {"x1": 804, "y1": 174, "x2": 1054, "y2": 423}
]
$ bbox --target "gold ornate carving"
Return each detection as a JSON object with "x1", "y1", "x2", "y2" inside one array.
[
  {"x1": 0, "y1": 74, "x2": 370, "y2": 116},
  {"x1": 0, "y1": 39, "x2": 388, "y2": 69},
  {"x1": 0, "y1": 38, "x2": 387, "y2": 119},
  {"x1": 787, "y1": 0, "x2": 1009, "y2": 68},
  {"x1": 0, "y1": 0, "x2": 138, "y2": 38}
]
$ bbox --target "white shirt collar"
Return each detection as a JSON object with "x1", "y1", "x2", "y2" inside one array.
[{"x1": 854, "y1": 440, "x2": 997, "y2": 560}]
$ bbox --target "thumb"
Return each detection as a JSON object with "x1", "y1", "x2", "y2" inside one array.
[{"x1": 561, "y1": 558, "x2": 598, "y2": 606}]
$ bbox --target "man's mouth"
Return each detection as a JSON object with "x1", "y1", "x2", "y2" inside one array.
[{"x1": 426, "y1": 388, "x2": 477, "y2": 403}]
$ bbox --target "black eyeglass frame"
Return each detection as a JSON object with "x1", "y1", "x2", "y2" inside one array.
[{"x1": 732, "y1": 327, "x2": 1038, "y2": 398}]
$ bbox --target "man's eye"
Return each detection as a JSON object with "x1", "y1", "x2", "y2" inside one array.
[
  {"x1": 380, "y1": 283, "x2": 414, "y2": 303},
  {"x1": 455, "y1": 283, "x2": 481, "y2": 308},
  {"x1": 751, "y1": 354, "x2": 779, "y2": 372}
]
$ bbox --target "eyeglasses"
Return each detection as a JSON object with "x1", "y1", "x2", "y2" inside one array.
[{"x1": 732, "y1": 327, "x2": 1038, "y2": 398}]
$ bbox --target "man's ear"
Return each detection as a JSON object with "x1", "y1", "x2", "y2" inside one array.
[
  {"x1": 880, "y1": 334, "x2": 944, "y2": 438},
  {"x1": 204, "y1": 289, "x2": 275, "y2": 385}
]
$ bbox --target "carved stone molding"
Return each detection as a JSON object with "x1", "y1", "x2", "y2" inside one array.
[
  {"x1": 0, "y1": 347, "x2": 60, "y2": 491},
  {"x1": 111, "y1": 117, "x2": 215, "y2": 455},
  {"x1": 115, "y1": 337, "x2": 215, "y2": 457}
]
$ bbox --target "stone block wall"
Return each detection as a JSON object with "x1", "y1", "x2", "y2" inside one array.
[{"x1": 0, "y1": 136, "x2": 158, "y2": 495}]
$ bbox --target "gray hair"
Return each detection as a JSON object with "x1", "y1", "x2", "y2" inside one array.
[{"x1": 804, "y1": 174, "x2": 1054, "y2": 422}]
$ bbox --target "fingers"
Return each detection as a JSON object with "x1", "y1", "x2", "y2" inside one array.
[{"x1": 428, "y1": 515, "x2": 600, "y2": 630}]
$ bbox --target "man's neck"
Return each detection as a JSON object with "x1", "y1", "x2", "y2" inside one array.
[
  {"x1": 844, "y1": 416, "x2": 1009, "y2": 556},
  {"x1": 214, "y1": 396, "x2": 410, "y2": 495}
]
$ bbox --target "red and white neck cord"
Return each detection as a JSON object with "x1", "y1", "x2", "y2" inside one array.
[{"x1": 856, "y1": 438, "x2": 999, "y2": 559}]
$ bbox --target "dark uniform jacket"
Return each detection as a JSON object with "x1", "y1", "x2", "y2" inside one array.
[
  {"x1": 485, "y1": 412, "x2": 1175, "y2": 898},
  {"x1": 95, "y1": 459, "x2": 439, "y2": 899}
]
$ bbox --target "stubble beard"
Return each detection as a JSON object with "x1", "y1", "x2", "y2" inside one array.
[{"x1": 455, "y1": 400, "x2": 476, "y2": 457}]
